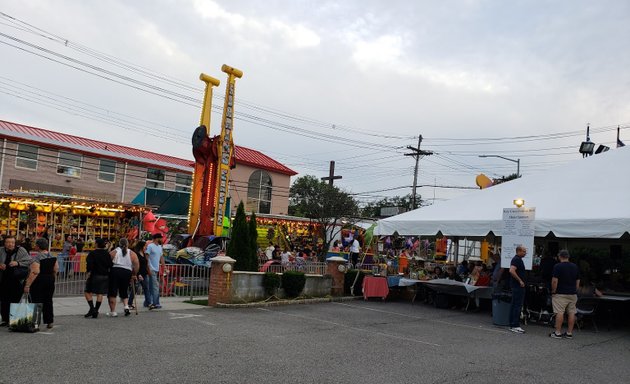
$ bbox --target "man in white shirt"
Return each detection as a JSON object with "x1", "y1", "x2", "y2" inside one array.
[
  {"x1": 349, "y1": 238, "x2": 360, "y2": 266},
  {"x1": 265, "y1": 242, "x2": 275, "y2": 261},
  {"x1": 280, "y1": 248, "x2": 291, "y2": 266}
]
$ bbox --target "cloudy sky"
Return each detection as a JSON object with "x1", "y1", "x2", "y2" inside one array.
[{"x1": 1, "y1": 0, "x2": 629, "y2": 208}]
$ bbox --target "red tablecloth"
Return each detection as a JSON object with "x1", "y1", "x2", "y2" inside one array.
[{"x1": 362, "y1": 276, "x2": 389, "y2": 300}]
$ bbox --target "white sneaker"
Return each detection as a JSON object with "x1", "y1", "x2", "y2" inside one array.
[
  {"x1": 106, "y1": 312, "x2": 118, "y2": 317},
  {"x1": 510, "y1": 327, "x2": 525, "y2": 333}
]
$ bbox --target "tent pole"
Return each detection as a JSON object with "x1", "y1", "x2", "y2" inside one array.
[{"x1": 453, "y1": 236, "x2": 459, "y2": 266}]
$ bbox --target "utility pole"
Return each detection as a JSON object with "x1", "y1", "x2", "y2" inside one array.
[
  {"x1": 321, "y1": 160, "x2": 342, "y2": 186},
  {"x1": 404, "y1": 135, "x2": 433, "y2": 209}
]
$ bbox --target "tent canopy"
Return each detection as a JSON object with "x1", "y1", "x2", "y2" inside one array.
[{"x1": 376, "y1": 146, "x2": 630, "y2": 239}]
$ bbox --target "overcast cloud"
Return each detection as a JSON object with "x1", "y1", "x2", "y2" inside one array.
[{"x1": 1, "y1": 0, "x2": 629, "y2": 206}]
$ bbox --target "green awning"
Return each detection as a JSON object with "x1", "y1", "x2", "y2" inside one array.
[{"x1": 132, "y1": 188, "x2": 190, "y2": 216}]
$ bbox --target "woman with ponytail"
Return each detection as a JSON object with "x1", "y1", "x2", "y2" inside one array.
[{"x1": 106, "y1": 238, "x2": 139, "y2": 317}]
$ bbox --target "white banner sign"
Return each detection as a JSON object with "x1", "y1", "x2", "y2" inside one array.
[{"x1": 501, "y1": 207, "x2": 535, "y2": 270}]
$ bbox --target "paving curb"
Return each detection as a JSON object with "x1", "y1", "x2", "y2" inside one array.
[{"x1": 214, "y1": 296, "x2": 361, "y2": 308}]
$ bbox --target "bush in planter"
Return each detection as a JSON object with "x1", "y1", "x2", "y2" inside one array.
[
  {"x1": 262, "y1": 272, "x2": 281, "y2": 296},
  {"x1": 282, "y1": 271, "x2": 306, "y2": 298}
]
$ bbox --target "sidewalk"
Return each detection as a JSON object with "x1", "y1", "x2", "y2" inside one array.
[{"x1": 54, "y1": 296, "x2": 206, "y2": 316}]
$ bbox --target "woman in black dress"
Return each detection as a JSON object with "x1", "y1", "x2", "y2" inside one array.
[
  {"x1": 23, "y1": 238, "x2": 58, "y2": 329},
  {"x1": 128, "y1": 240, "x2": 149, "y2": 310},
  {"x1": 84, "y1": 238, "x2": 113, "y2": 318}
]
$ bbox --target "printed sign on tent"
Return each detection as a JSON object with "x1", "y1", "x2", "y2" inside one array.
[{"x1": 501, "y1": 207, "x2": 535, "y2": 270}]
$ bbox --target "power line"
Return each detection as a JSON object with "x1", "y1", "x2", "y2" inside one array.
[{"x1": 0, "y1": 13, "x2": 416, "y2": 140}]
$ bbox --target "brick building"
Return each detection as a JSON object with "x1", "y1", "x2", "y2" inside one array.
[{"x1": 0, "y1": 120, "x2": 297, "y2": 216}]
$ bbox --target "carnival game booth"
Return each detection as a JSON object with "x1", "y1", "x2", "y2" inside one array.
[
  {"x1": 0, "y1": 190, "x2": 149, "y2": 252},
  {"x1": 254, "y1": 213, "x2": 322, "y2": 252}
]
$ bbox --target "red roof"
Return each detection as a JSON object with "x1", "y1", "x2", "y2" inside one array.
[{"x1": 0, "y1": 120, "x2": 297, "y2": 176}]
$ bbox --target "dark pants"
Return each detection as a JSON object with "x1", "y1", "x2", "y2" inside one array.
[
  {"x1": 509, "y1": 286, "x2": 525, "y2": 327},
  {"x1": 0, "y1": 276, "x2": 24, "y2": 322},
  {"x1": 31, "y1": 275, "x2": 55, "y2": 325},
  {"x1": 350, "y1": 252, "x2": 359, "y2": 266},
  {"x1": 128, "y1": 276, "x2": 148, "y2": 307}
]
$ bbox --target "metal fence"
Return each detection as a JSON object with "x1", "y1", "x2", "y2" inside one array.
[
  {"x1": 261, "y1": 262, "x2": 328, "y2": 275},
  {"x1": 53, "y1": 259, "x2": 211, "y2": 300}
]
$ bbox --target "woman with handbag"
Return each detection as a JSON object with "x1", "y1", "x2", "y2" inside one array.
[
  {"x1": 0, "y1": 235, "x2": 31, "y2": 326},
  {"x1": 23, "y1": 238, "x2": 58, "y2": 329}
]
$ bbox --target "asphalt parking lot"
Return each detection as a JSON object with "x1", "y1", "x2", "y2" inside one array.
[{"x1": 1, "y1": 300, "x2": 628, "y2": 384}]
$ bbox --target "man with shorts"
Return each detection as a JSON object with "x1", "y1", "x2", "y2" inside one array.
[
  {"x1": 550, "y1": 250, "x2": 580, "y2": 339},
  {"x1": 84, "y1": 238, "x2": 113, "y2": 318}
]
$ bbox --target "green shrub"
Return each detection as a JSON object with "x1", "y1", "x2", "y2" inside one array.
[
  {"x1": 282, "y1": 271, "x2": 306, "y2": 297},
  {"x1": 344, "y1": 269, "x2": 367, "y2": 296},
  {"x1": 262, "y1": 272, "x2": 281, "y2": 296}
]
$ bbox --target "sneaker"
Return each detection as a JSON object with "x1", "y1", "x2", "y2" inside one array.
[
  {"x1": 47, "y1": 323, "x2": 54, "y2": 329},
  {"x1": 106, "y1": 312, "x2": 118, "y2": 317},
  {"x1": 153, "y1": 305, "x2": 162, "y2": 309},
  {"x1": 92, "y1": 311, "x2": 99, "y2": 319},
  {"x1": 563, "y1": 333, "x2": 573, "y2": 339},
  {"x1": 510, "y1": 327, "x2": 526, "y2": 334},
  {"x1": 124, "y1": 307, "x2": 130, "y2": 317},
  {"x1": 0, "y1": 322, "x2": 8, "y2": 327},
  {"x1": 84, "y1": 310, "x2": 94, "y2": 318},
  {"x1": 549, "y1": 332, "x2": 563, "y2": 339},
  {"x1": 148, "y1": 304, "x2": 156, "y2": 310}
]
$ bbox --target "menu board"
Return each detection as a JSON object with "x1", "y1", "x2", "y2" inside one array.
[{"x1": 501, "y1": 207, "x2": 535, "y2": 270}]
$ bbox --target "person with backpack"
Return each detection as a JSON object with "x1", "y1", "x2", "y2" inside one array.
[{"x1": 106, "y1": 238, "x2": 139, "y2": 317}]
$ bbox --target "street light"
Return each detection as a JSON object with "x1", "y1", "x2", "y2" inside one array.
[{"x1": 478, "y1": 155, "x2": 520, "y2": 178}]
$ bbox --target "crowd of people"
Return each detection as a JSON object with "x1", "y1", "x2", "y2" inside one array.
[
  {"x1": 260, "y1": 241, "x2": 321, "y2": 267},
  {"x1": 0, "y1": 232, "x2": 166, "y2": 330}
]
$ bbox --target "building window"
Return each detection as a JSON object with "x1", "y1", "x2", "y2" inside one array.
[
  {"x1": 146, "y1": 168, "x2": 165, "y2": 189},
  {"x1": 246, "y1": 170, "x2": 272, "y2": 214},
  {"x1": 175, "y1": 173, "x2": 192, "y2": 192},
  {"x1": 57, "y1": 151, "x2": 82, "y2": 178},
  {"x1": 15, "y1": 143, "x2": 38, "y2": 170},
  {"x1": 98, "y1": 159, "x2": 116, "y2": 183}
]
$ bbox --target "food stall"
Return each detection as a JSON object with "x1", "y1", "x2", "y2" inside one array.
[{"x1": 0, "y1": 191, "x2": 150, "y2": 251}]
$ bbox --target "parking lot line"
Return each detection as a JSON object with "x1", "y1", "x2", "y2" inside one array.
[
  {"x1": 257, "y1": 307, "x2": 441, "y2": 347},
  {"x1": 332, "y1": 302, "x2": 510, "y2": 334}
]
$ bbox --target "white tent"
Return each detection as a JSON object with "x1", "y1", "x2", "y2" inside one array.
[{"x1": 376, "y1": 146, "x2": 630, "y2": 239}]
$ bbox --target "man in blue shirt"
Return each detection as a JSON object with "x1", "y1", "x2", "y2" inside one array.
[
  {"x1": 508, "y1": 245, "x2": 527, "y2": 333},
  {"x1": 550, "y1": 250, "x2": 580, "y2": 339},
  {"x1": 146, "y1": 233, "x2": 164, "y2": 309}
]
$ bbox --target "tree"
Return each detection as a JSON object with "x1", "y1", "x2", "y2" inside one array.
[
  {"x1": 493, "y1": 173, "x2": 520, "y2": 186},
  {"x1": 248, "y1": 212, "x2": 259, "y2": 271},
  {"x1": 360, "y1": 194, "x2": 415, "y2": 218},
  {"x1": 289, "y1": 175, "x2": 359, "y2": 256},
  {"x1": 227, "y1": 202, "x2": 256, "y2": 271}
]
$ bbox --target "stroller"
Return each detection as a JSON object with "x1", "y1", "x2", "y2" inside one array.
[{"x1": 524, "y1": 284, "x2": 555, "y2": 325}]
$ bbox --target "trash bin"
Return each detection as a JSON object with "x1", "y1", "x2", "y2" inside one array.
[{"x1": 492, "y1": 292, "x2": 511, "y2": 326}]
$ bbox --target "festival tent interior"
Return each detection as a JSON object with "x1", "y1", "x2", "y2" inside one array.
[{"x1": 376, "y1": 146, "x2": 630, "y2": 239}]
